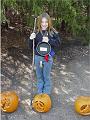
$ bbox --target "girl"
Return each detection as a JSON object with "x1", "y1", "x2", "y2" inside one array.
[{"x1": 29, "y1": 13, "x2": 61, "y2": 95}]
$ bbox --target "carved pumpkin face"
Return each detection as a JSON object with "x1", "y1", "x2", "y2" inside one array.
[
  {"x1": 32, "y1": 94, "x2": 51, "y2": 112},
  {"x1": 74, "y1": 96, "x2": 90, "y2": 115},
  {"x1": 0, "y1": 91, "x2": 19, "y2": 112}
]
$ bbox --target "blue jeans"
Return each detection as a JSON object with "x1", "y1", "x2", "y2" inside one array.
[{"x1": 35, "y1": 55, "x2": 53, "y2": 94}]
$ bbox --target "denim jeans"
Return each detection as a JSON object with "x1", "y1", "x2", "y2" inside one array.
[{"x1": 35, "y1": 55, "x2": 53, "y2": 94}]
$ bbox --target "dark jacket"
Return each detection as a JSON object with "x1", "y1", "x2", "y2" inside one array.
[{"x1": 28, "y1": 30, "x2": 61, "y2": 57}]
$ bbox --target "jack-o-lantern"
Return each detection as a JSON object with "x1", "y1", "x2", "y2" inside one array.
[
  {"x1": 0, "y1": 91, "x2": 19, "y2": 112},
  {"x1": 32, "y1": 94, "x2": 51, "y2": 112},
  {"x1": 74, "y1": 96, "x2": 90, "y2": 115}
]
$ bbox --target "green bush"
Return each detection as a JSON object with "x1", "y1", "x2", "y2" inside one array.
[{"x1": 1, "y1": 0, "x2": 90, "y2": 45}]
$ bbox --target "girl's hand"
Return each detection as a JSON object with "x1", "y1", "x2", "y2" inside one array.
[
  {"x1": 42, "y1": 37, "x2": 49, "y2": 42},
  {"x1": 30, "y1": 33, "x2": 36, "y2": 40}
]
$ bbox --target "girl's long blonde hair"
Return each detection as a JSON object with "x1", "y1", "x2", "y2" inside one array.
[
  {"x1": 36, "y1": 13, "x2": 58, "y2": 36},
  {"x1": 37, "y1": 13, "x2": 52, "y2": 32}
]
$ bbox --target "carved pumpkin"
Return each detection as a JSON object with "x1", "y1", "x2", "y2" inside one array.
[
  {"x1": 74, "y1": 96, "x2": 90, "y2": 115},
  {"x1": 0, "y1": 91, "x2": 19, "y2": 112},
  {"x1": 32, "y1": 94, "x2": 51, "y2": 112}
]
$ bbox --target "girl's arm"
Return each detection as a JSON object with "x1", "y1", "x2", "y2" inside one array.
[{"x1": 28, "y1": 33, "x2": 37, "y2": 49}]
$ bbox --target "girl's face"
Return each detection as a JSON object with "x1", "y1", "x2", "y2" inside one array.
[{"x1": 41, "y1": 17, "x2": 48, "y2": 30}]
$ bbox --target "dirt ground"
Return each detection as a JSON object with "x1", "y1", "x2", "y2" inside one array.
[{"x1": 1, "y1": 28, "x2": 90, "y2": 120}]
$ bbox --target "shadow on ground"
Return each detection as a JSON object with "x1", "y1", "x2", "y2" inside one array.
[{"x1": 1, "y1": 45, "x2": 90, "y2": 120}]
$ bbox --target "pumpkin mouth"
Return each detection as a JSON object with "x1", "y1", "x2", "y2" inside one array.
[
  {"x1": 34, "y1": 101, "x2": 45, "y2": 112},
  {"x1": 1, "y1": 96, "x2": 11, "y2": 111},
  {"x1": 81, "y1": 105, "x2": 90, "y2": 114}
]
